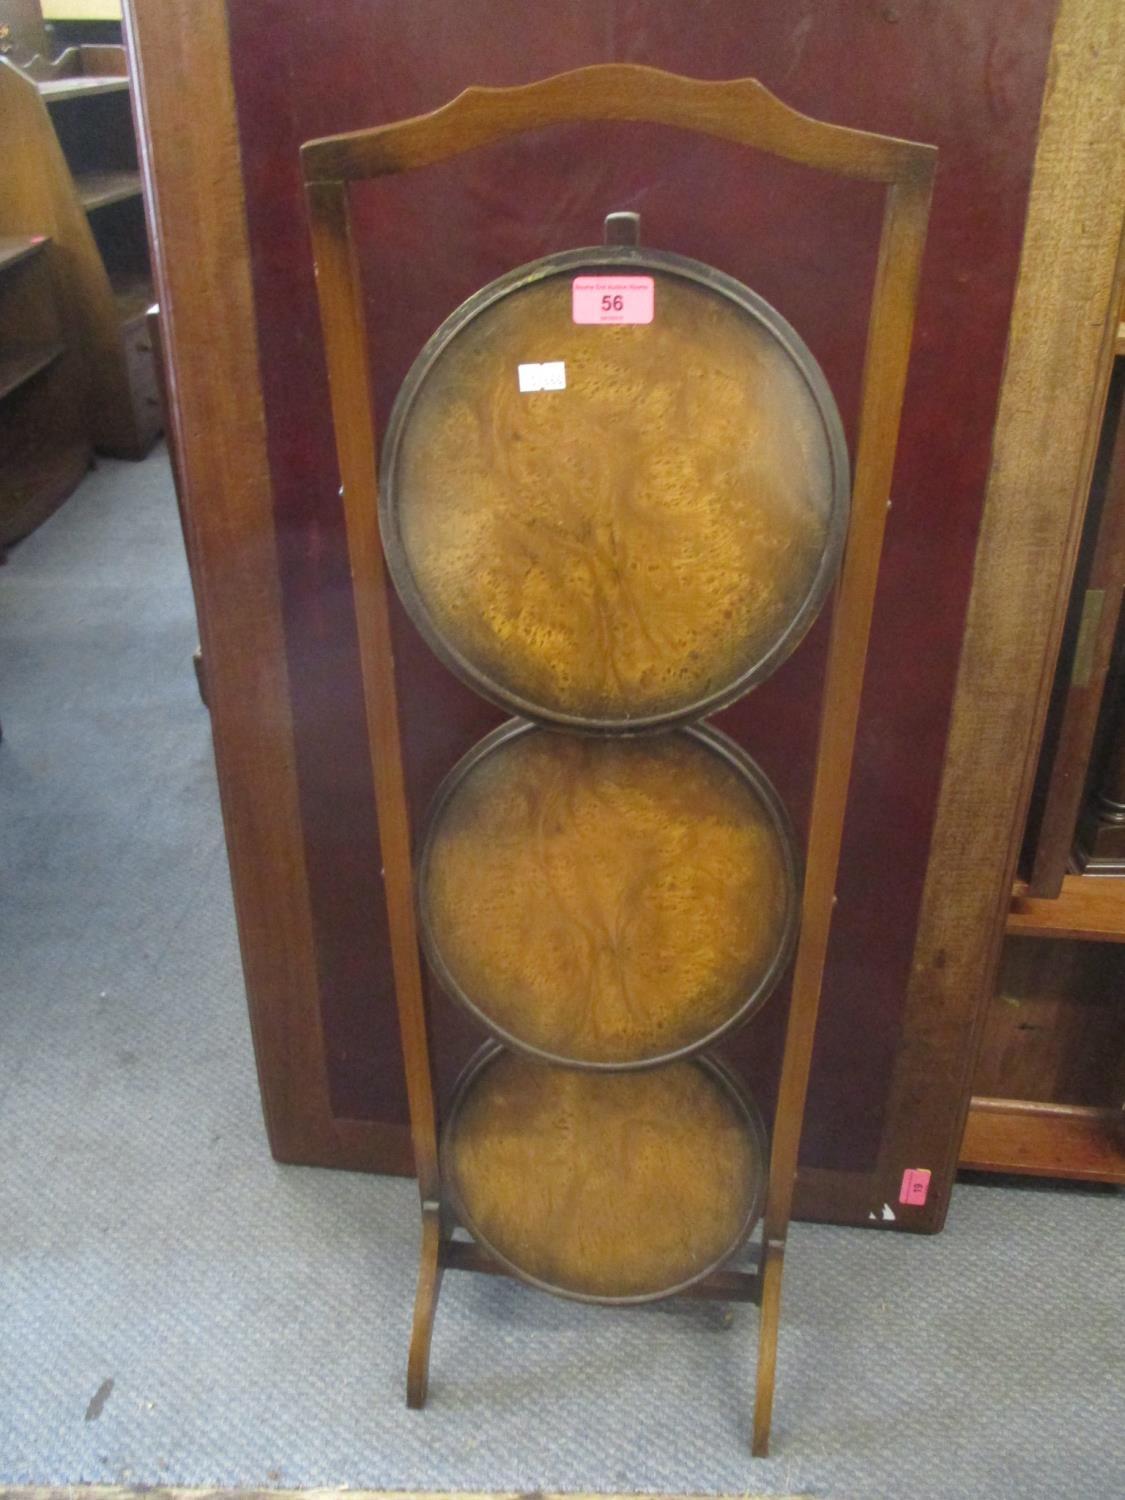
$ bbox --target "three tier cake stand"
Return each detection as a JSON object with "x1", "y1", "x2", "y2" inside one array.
[{"x1": 301, "y1": 64, "x2": 934, "y2": 1455}]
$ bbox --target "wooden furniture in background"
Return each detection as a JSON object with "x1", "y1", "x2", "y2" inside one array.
[
  {"x1": 961, "y1": 937, "x2": 1125, "y2": 1180},
  {"x1": 1008, "y1": 875, "x2": 1125, "y2": 943},
  {"x1": 5, "y1": 44, "x2": 159, "y2": 458},
  {"x1": 0, "y1": 50, "x2": 95, "y2": 544},
  {"x1": 858, "y1": 0, "x2": 1125, "y2": 1209},
  {"x1": 1076, "y1": 684, "x2": 1125, "y2": 871},
  {"x1": 303, "y1": 62, "x2": 933, "y2": 1453},
  {"x1": 956, "y1": 282, "x2": 1125, "y2": 1187},
  {"x1": 1075, "y1": 362, "x2": 1125, "y2": 876},
  {"x1": 0, "y1": 231, "x2": 91, "y2": 546},
  {"x1": 1025, "y1": 370, "x2": 1125, "y2": 895},
  {"x1": 125, "y1": 0, "x2": 387, "y2": 1179}
]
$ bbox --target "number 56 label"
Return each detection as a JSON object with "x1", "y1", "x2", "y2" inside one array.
[{"x1": 572, "y1": 276, "x2": 654, "y2": 326}]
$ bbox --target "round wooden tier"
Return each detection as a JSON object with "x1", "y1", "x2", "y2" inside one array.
[
  {"x1": 380, "y1": 247, "x2": 848, "y2": 731},
  {"x1": 443, "y1": 1046, "x2": 767, "y2": 1303},
  {"x1": 419, "y1": 720, "x2": 799, "y2": 1068}
]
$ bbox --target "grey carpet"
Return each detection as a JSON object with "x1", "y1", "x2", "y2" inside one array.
[{"x1": 1, "y1": 451, "x2": 1122, "y2": 1500}]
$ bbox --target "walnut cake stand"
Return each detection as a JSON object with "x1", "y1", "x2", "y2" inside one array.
[{"x1": 301, "y1": 63, "x2": 934, "y2": 1456}]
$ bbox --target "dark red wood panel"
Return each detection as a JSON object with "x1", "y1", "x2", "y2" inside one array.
[{"x1": 224, "y1": 0, "x2": 1057, "y2": 1182}]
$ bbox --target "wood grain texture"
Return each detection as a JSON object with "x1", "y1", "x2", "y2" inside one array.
[
  {"x1": 882, "y1": 0, "x2": 1125, "y2": 1225},
  {"x1": 961, "y1": 1097, "x2": 1125, "y2": 1182},
  {"x1": 751, "y1": 1239, "x2": 783, "y2": 1456},
  {"x1": 443, "y1": 1048, "x2": 765, "y2": 1301},
  {"x1": 439, "y1": 1237, "x2": 762, "y2": 1301},
  {"x1": 123, "y1": 0, "x2": 411, "y2": 1175},
  {"x1": 387, "y1": 264, "x2": 840, "y2": 726},
  {"x1": 763, "y1": 171, "x2": 933, "y2": 1241},
  {"x1": 972, "y1": 936, "x2": 1125, "y2": 1106},
  {"x1": 301, "y1": 62, "x2": 934, "y2": 186},
  {"x1": 752, "y1": 162, "x2": 933, "y2": 1450},
  {"x1": 406, "y1": 1205, "x2": 444, "y2": 1408},
  {"x1": 421, "y1": 723, "x2": 796, "y2": 1065},
  {"x1": 304, "y1": 176, "x2": 440, "y2": 1203},
  {"x1": 1008, "y1": 874, "x2": 1125, "y2": 941}
]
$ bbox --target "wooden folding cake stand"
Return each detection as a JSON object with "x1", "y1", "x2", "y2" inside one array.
[{"x1": 301, "y1": 65, "x2": 934, "y2": 1455}]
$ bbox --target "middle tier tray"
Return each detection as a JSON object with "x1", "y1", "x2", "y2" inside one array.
[{"x1": 419, "y1": 720, "x2": 799, "y2": 1068}]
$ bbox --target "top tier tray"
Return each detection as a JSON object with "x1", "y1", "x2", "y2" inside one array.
[{"x1": 380, "y1": 245, "x2": 849, "y2": 732}]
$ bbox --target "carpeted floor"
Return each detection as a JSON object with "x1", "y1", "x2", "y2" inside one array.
[{"x1": 1, "y1": 451, "x2": 1122, "y2": 1500}]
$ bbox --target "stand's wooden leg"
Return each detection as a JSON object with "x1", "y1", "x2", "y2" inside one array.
[
  {"x1": 406, "y1": 1206, "x2": 444, "y2": 1409},
  {"x1": 752, "y1": 1238, "x2": 785, "y2": 1456}
]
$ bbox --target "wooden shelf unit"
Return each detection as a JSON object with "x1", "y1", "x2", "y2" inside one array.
[
  {"x1": 960, "y1": 301, "x2": 1125, "y2": 1187},
  {"x1": 963, "y1": 1098, "x2": 1124, "y2": 1182},
  {"x1": 37, "y1": 72, "x2": 128, "y2": 99},
  {"x1": 1008, "y1": 873, "x2": 1125, "y2": 943},
  {"x1": 75, "y1": 167, "x2": 143, "y2": 211},
  {"x1": 0, "y1": 235, "x2": 48, "y2": 274},
  {"x1": 0, "y1": 338, "x2": 67, "y2": 401},
  {"x1": 1, "y1": 45, "x2": 160, "y2": 458},
  {"x1": 20, "y1": 41, "x2": 128, "y2": 89},
  {"x1": 0, "y1": 231, "x2": 91, "y2": 546}
]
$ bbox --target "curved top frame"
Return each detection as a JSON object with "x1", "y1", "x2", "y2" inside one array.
[{"x1": 300, "y1": 61, "x2": 935, "y2": 185}]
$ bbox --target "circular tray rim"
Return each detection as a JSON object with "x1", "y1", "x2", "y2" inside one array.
[
  {"x1": 417, "y1": 716, "x2": 802, "y2": 1071},
  {"x1": 441, "y1": 1041, "x2": 770, "y2": 1306},
  {"x1": 379, "y1": 244, "x2": 851, "y2": 734}
]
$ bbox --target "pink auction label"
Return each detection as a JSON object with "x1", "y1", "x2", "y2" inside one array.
[
  {"x1": 572, "y1": 276, "x2": 655, "y2": 325},
  {"x1": 899, "y1": 1168, "x2": 932, "y2": 1207}
]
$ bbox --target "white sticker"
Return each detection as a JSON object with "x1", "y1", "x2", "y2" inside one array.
[{"x1": 517, "y1": 360, "x2": 566, "y2": 393}]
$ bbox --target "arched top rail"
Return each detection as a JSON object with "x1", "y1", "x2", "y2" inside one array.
[{"x1": 300, "y1": 62, "x2": 936, "y2": 187}]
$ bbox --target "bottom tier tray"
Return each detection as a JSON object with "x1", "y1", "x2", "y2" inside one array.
[{"x1": 442, "y1": 1046, "x2": 767, "y2": 1303}]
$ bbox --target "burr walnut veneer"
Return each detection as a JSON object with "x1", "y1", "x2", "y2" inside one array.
[
  {"x1": 444, "y1": 1046, "x2": 767, "y2": 1303},
  {"x1": 420, "y1": 721, "x2": 797, "y2": 1067},
  {"x1": 382, "y1": 253, "x2": 847, "y2": 730}
]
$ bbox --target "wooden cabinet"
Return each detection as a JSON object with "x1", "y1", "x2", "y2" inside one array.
[
  {"x1": 0, "y1": 77, "x2": 92, "y2": 543},
  {"x1": 958, "y1": 309, "x2": 1125, "y2": 1186},
  {"x1": 962, "y1": 937, "x2": 1125, "y2": 1181},
  {"x1": 2, "y1": 44, "x2": 160, "y2": 461}
]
